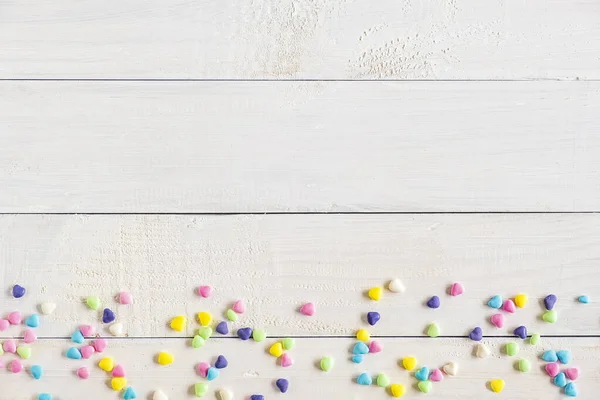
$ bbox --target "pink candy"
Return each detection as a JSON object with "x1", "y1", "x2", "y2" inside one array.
[
  {"x1": 119, "y1": 291, "x2": 133, "y2": 305},
  {"x1": 3, "y1": 339, "x2": 17, "y2": 353},
  {"x1": 450, "y1": 282, "x2": 464, "y2": 296},
  {"x1": 565, "y1": 367, "x2": 579, "y2": 380},
  {"x1": 93, "y1": 338, "x2": 107, "y2": 353},
  {"x1": 197, "y1": 286, "x2": 212, "y2": 298},
  {"x1": 112, "y1": 364, "x2": 125, "y2": 377},
  {"x1": 77, "y1": 366, "x2": 90, "y2": 379},
  {"x1": 280, "y1": 353, "x2": 293, "y2": 367},
  {"x1": 80, "y1": 325, "x2": 95, "y2": 337},
  {"x1": 23, "y1": 329, "x2": 37, "y2": 344},
  {"x1": 299, "y1": 302, "x2": 315, "y2": 316},
  {"x1": 545, "y1": 362, "x2": 560, "y2": 377},
  {"x1": 369, "y1": 341, "x2": 383, "y2": 353},
  {"x1": 0, "y1": 319, "x2": 9, "y2": 331},
  {"x1": 232, "y1": 300, "x2": 246, "y2": 314},
  {"x1": 490, "y1": 313, "x2": 505, "y2": 328},
  {"x1": 430, "y1": 368, "x2": 444, "y2": 382},
  {"x1": 10, "y1": 359, "x2": 23, "y2": 373},
  {"x1": 80, "y1": 345, "x2": 95, "y2": 359},
  {"x1": 502, "y1": 299, "x2": 516, "y2": 313},
  {"x1": 197, "y1": 362, "x2": 210, "y2": 377},
  {"x1": 8, "y1": 311, "x2": 22, "y2": 325}
]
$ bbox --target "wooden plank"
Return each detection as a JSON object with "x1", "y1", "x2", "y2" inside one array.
[
  {"x1": 2, "y1": 81, "x2": 600, "y2": 213},
  {"x1": 1, "y1": 214, "x2": 598, "y2": 337},
  {"x1": 1, "y1": 0, "x2": 599, "y2": 79},
  {"x1": 0, "y1": 338, "x2": 597, "y2": 399}
]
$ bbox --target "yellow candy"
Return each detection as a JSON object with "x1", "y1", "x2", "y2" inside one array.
[
  {"x1": 157, "y1": 351, "x2": 174, "y2": 365},
  {"x1": 197, "y1": 312, "x2": 212, "y2": 327},
  {"x1": 170, "y1": 315, "x2": 187, "y2": 332},
  {"x1": 356, "y1": 329, "x2": 370, "y2": 342},
  {"x1": 98, "y1": 357, "x2": 114, "y2": 372},
  {"x1": 515, "y1": 294, "x2": 528, "y2": 308},
  {"x1": 402, "y1": 356, "x2": 417, "y2": 371},
  {"x1": 368, "y1": 287, "x2": 383, "y2": 301},
  {"x1": 489, "y1": 379, "x2": 505, "y2": 393},
  {"x1": 111, "y1": 377, "x2": 127, "y2": 391},
  {"x1": 390, "y1": 383, "x2": 406, "y2": 398},
  {"x1": 269, "y1": 342, "x2": 284, "y2": 357}
]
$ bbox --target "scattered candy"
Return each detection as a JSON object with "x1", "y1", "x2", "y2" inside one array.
[
  {"x1": 514, "y1": 293, "x2": 528, "y2": 308},
  {"x1": 427, "y1": 323, "x2": 440, "y2": 337},
  {"x1": 207, "y1": 367, "x2": 219, "y2": 380},
  {"x1": 505, "y1": 342, "x2": 519, "y2": 356},
  {"x1": 25, "y1": 314, "x2": 40, "y2": 328},
  {"x1": 119, "y1": 291, "x2": 133, "y2": 305},
  {"x1": 99, "y1": 357, "x2": 115, "y2": 372},
  {"x1": 554, "y1": 372, "x2": 567, "y2": 387},
  {"x1": 388, "y1": 279, "x2": 405, "y2": 293},
  {"x1": 376, "y1": 373, "x2": 390, "y2": 387},
  {"x1": 530, "y1": 333, "x2": 541, "y2": 345},
  {"x1": 216, "y1": 388, "x2": 233, "y2": 400},
  {"x1": 450, "y1": 282, "x2": 464, "y2": 296},
  {"x1": 356, "y1": 329, "x2": 370, "y2": 342},
  {"x1": 38, "y1": 394, "x2": 52, "y2": 400},
  {"x1": 487, "y1": 295, "x2": 503, "y2": 309},
  {"x1": 153, "y1": 390, "x2": 168, "y2": 400},
  {"x1": 112, "y1": 364, "x2": 125, "y2": 377},
  {"x1": 102, "y1": 308, "x2": 116, "y2": 323},
  {"x1": 368, "y1": 287, "x2": 383, "y2": 301},
  {"x1": 426, "y1": 296, "x2": 440, "y2": 309},
  {"x1": 4, "y1": 339, "x2": 17, "y2": 353},
  {"x1": 250, "y1": 328, "x2": 265, "y2": 342},
  {"x1": 565, "y1": 367, "x2": 579, "y2": 380},
  {"x1": 192, "y1": 335, "x2": 205, "y2": 348},
  {"x1": 513, "y1": 325, "x2": 527, "y2": 339},
  {"x1": 80, "y1": 324, "x2": 95, "y2": 337},
  {"x1": 353, "y1": 342, "x2": 369, "y2": 355},
  {"x1": 66, "y1": 347, "x2": 82, "y2": 359},
  {"x1": 476, "y1": 343, "x2": 491, "y2": 358},
  {"x1": 282, "y1": 338, "x2": 295, "y2": 350},
  {"x1": 402, "y1": 357, "x2": 417, "y2": 370},
  {"x1": 31, "y1": 365, "x2": 43, "y2": 379},
  {"x1": 71, "y1": 330, "x2": 85, "y2": 344},
  {"x1": 197, "y1": 362, "x2": 210, "y2": 377},
  {"x1": 369, "y1": 341, "x2": 383, "y2": 353},
  {"x1": 565, "y1": 382, "x2": 578, "y2": 397},
  {"x1": 86, "y1": 296, "x2": 101, "y2": 310},
  {"x1": 0, "y1": 319, "x2": 9, "y2": 331},
  {"x1": 502, "y1": 299, "x2": 516, "y2": 313},
  {"x1": 357, "y1": 372, "x2": 372, "y2": 385},
  {"x1": 123, "y1": 387, "x2": 137, "y2": 400},
  {"x1": 542, "y1": 350, "x2": 558, "y2": 362},
  {"x1": 40, "y1": 302, "x2": 56, "y2": 315},
  {"x1": 197, "y1": 285, "x2": 212, "y2": 298},
  {"x1": 197, "y1": 312, "x2": 212, "y2": 327},
  {"x1": 430, "y1": 368, "x2": 444, "y2": 382},
  {"x1": 12, "y1": 284, "x2": 26, "y2": 298},
  {"x1": 111, "y1": 377, "x2": 128, "y2": 391},
  {"x1": 270, "y1": 343, "x2": 284, "y2": 357},
  {"x1": 490, "y1": 313, "x2": 505, "y2": 328},
  {"x1": 23, "y1": 329, "x2": 37, "y2": 343},
  {"x1": 276, "y1": 378, "x2": 289, "y2": 393},
  {"x1": 77, "y1": 366, "x2": 90, "y2": 379},
  {"x1": 299, "y1": 303, "x2": 315, "y2": 316},
  {"x1": 237, "y1": 327, "x2": 252, "y2": 340},
  {"x1": 215, "y1": 355, "x2": 228, "y2": 369},
  {"x1": 8, "y1": 311, "x2": 22, "y2": 325},
  {"x1": 157, "y1": 352, "x2": 174, "y2": 365},
  {"x1": 194, "y1": 383, "x2": 208, "y2": 397},
  {"x1": 216, "y1": 321, "x2": 229, "y2": 335},
  {"x1": 280, "y1": 353, "x2": 293, "y2": 367},
  {"x1": 389, "y1": 383, "x2": 406, "y2": 398},
  {"x1": 320, "y1": 356, "x2": 334, "y2": 372},
  {"x1": 544, "y1": 294, "x2": 557, "y2": 310},
  {"x1": 367, "y1": 311, "x2": 381, "y2": 325},
  {"x1": 10, "y1": 359, "x2": 23, "y2": 373},
  {"x1": 518, "y1": 358, "x2": 531, "y2": 372},
  {"x1": 109, "y1": 322, "x2": 124, "y2": 336},
  {"x1": 170, "y1": 316, "x2": 187, "y2": 332},
  {"x1": 93, "y1": 338, "x2": 107, "y2": 352},
  {"x1": 250, "y1": 396, "x2": 264, "y2": 400},
  {"x1": 198, "y1": 326, "x2": 213, "y2": 340},
  {"x1": 442, "y1": 361, "x2": 458, "y2": 376},
  {"x1": 557, "y1": 350, "x2": 571, "y2": 364},
  {"x1": 351, "y1": 355, "x2": 364, "y2": 363},
  {"x1": 226, "y1": 309, "x2": 238, "y2": 322},
  {"x1": 578, "y1": 295, "x2": 589, "y2": 304},
  {"x1": 232, "y1": 300, "x2": 246, "y2": 314},
  {"x1": 489, "y1": 379, "x2": 505, "y2": 393},
  {"x1": 543, "y1": 310, "x2": 558, "y2": 323},
  {"x1": 415, "y1": 367, "x2": 429, "y2": 381},
  {"x1": 469, "y1": 327, "x2": 483, "y2": 341},
  {"x1": 545, "y1": 362, "x2": 560, "y2": 377},
  {"x1": 418, "y1": 381, "x2": 432, "y2": 393},
  {"x1": 81, "y1": 346, "x2": 96, "y2": 360},
  {"x1": 17, "y1": 345, "x2": 32, "y2": 359}
]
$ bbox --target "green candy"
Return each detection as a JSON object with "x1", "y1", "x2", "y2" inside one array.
[
  {"x1": 194, "y1": 382, "x2": 208, "y2": 397},
  {"x1": 252, "y1": 329, "x2": 266, "y2": 342},
  {"x1": 192, "y1": 335, "x2": 205, "y2": 348},
  {"x1": 376, "y1": 373, "x2": 390, "y2": 387},
  {"x1": 197, "y1": 327, "x2": 212, "y2": 340},
  {"x1": 542, "y1": 310, "x2": 558, "y2": 323},
  {"x1": 505, "y1": 342, "x2": 519, "y2": 356},
  {"x1": 518, "y1": 358, "x2": 531, "y2": 373},
  {"x1": 320, "y1": 356, "x2": 334, "y2": 372},
  {"x1": 226, "y1": 309, "x2": 238, "y2": 322},
  {"x1": 86, "y1": 296, "x2": 101, "y2": 311},
  {"x1": 530, "y1": 333, "x2": 541, "y2": 345},
  {"x1": 418, "y1": 380, "x2": 432, "y2": 393},
  {"x1": 427, "y1": 323, "x2": 440, "y2": 338},
  {"x1": 17, "y1": 346, "x2": 32, "y2": 359},
  {"x1": 282, "y1": 338, "x2": 295, "y2": 350}
]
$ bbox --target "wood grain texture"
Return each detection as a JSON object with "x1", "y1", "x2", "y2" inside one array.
[
  {"x1": 1, "y1": 214, "x2": 598, "y2": 337},
  {"x1": 2, "y1": 81, "x2": 600, "y2": 213},
  {"x1": 0, "y1": 338, "x2": 598, "y2": 399},
  {"x1": 1, "y1": 0, "x2": 599, "y2": 79}
]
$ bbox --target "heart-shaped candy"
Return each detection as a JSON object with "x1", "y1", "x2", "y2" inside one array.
[
  {"x1": 93, "y1": 338, "x2": 107, "y2": 352},
  {"x1": 196, "y1": 361, "x2": 210, "y2": 377},
  {"x1": 443, "y1": 361, "x2": 458, "y2": 376},
  {"x1": 299, "y1": 302, "x2": 315, "y2": 316},
  {"x1": 427, "y1": 323, "x2": 440, "y2": 337},
  {"x1": 109, "y1": 322, "x2": 124, "y2": 336},
  {"x1": 280, "y1": 353, "x2": 293, "y2": 367},
  {"x1": 270, "y1": 342, "x2": 284, "y2": 357},
  {"x1": 376, "y1": 373, "x2": 390, "y2": 387},
  {"x1": 119, "y1": 291, "x2": 133, "y2": 305},
  {"x1": 402, "y1": 357, "x2": 417, "y2": 370},
  {"x1": 490, "y1": 313, "x2": 505, "y2": 328},
  {"x1": 514, "y1": 293, "x2": 528, "y2": 308},
  {"x1": 543, "y1": 310, "x2": 558, "y2": 323},
  {"x1": 3, "y1": 339, "x2": 16, "y2": 353},
  {"x1": 369, "y1": 340, "x2": 383, "y2": 353},
  {"x1": 514, "y1": 325, "x2": 527, "y2": 339},
  {"x1": 415, "y1": 366, "x2": 429, "y2": 381},
  {"x1": 554, "y1": 372, "x2": 567, "y2": 387},
  {"x1": 351, "y1": 354, "x2": 364, "y2": 363},
  {"x1": 216, "y1": 389, "x2": 233, "y2": 400},
  {"x1": 565, "y1": 367, "x2": 579, "y2": 380},
  {"x1": 544, "y1": 294, "x2": 557, "y2": 310},
  {"x1": 418, "y1": 380, "x2": 432, "y2": 393},
  {"x1": 197, "y1": 285, "x2": 212, "y2": 298},
  {"x1": 123, "y1": 387, "x2": 137, "y2": 400},
  {"x1": 368, "y1": 287, "x2": 383, "y2": 301},
  {"x1": 430, "y1": 368, "x2": 444, "y2": 382},
  {"x1": 153, "y1": 390, "x2": 168, "y2": 400},
  {"x1": 502, "y1": 299, "x2": 516, "y2": 313},
  {"x1": 282, "y1": 338, "x2": 295, "y2": 350},
  {"x1": 0, "y1": 319, "x2": 9, "y2": 331},
  {"x1": 98, "y1": 357, "x2": 114, "y2": 372},
  {"x1": 389, "y1": 383, "x2": 406, "y2": 398},
  {"x1": 545, "y1": 362, "x2": 560, "y2": 377},
  {"x1": 80, "y1": 325, "x2": 95, "y2": 337},
  {"x1": 427, "y1": 296, "x2": 440, "y2": 309},
  {"x1": 490, "y1": 379, "x2": 505, "y2": 393},
  {"x1": 17, "y1": 346, "x2": 32, "y2": 359},
  {"x1": 112, "y1": 364, "x2": 125, "y2": 377},
  {"x1": 353, "y1": 342, "x2": 369, "y2": 355},
  {"x1": 232, "y1": 300, "x2": 246, "y2": 314},
  {"x1": 487, "y1": 295, "x2": 503, "y2": 309},
  {"x1": 565, "y1": 382, "x2": 578, "y2": 397},
  {"x1": 542, "y1": 350, "x2": 558, "y2": 362},
  {"x1": 469, "y1": 327, "x2": 483, "y2": 341},
  {"x1": 388, "y1": 279, "x2": 405, "y2": 293},
  {"x1": 357, "y1": 372, "x2": 372, "y2": 385},
  {"x1": 476, "y1": 343, "x2": 490, "y2": 358},
  {"x1": 450, "y1": 282, "x2": 464, "y2": 296},
  {"x1": 40, "y1": 302, "x2": 56, "y2": 315},
  {"x1": 23, "y1": 329, "x2": 37, "y2": 344},
  {"x1": 557, "y1": 350, "x2": 571, "y2": 364},
  {"x1": 80, "y1": 345, "x2": 95, "y2": 359}
]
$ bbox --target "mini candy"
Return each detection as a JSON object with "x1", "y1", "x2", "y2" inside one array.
[
  {"x1": 216, "y1": 321, "x2": 229, "y2": 335},
  {"x1": 356, "y1": 329, "x2": 370, "y2": 342},
  {"x1": 282, "y1": 338, "x2": 295, "y2": 350},
  {"x1": 270, "y1": 342, "x2": 284, "y2": 357},
  {"x1": 250, "y1": 396, "x2": 264, "y2": 400},
  {"x1": 276, "y1": 378, "x2": 289, "y2": 393},
  {"x1": 450, "y1": 282, "x2": 464, "y2": 296},
  {"x1": 0, "y1": 319, "x2": 9, "y2": 331},
  {"x1": 502, "y1": 299, "x2": 516, "y2": 313},
  {"x1": 170, "y1": 316, "x2": 187, "y2": 332},
  {"x1": 418, "y1": 381, "x2": 432, "y2": 393},
  {"x1": 8, "y1": 311, "x2": 22, "y2": 325},
  {"x1": 415, "y1": 367, "x2": 429, "y2": 381},
  {"x1": 427, "y1": 296, "x2": 440, "y2": 309},
  {"x1": 505, "y1": 342, "x2": 519, "y2": 356},
  {"x1": 12, "y1": 284, "x2": 26, "y2": 298},
  {"x1": 427, "y1": 323, "x2": 440, "y2": 337},
  {"x1": 71, "y1": 330, "x2": 85, "y2": 344},
  {"x1": 153, "y1": 390, "x2": 168, "y2": 400},
  {"x1": 280, "y1": 353, "x2": 293, "y2": 367},
  {"x1": 368, "y1": 287, "x2": 383, "y2": 301},
  {"x1": 578, "y1": 295, "x2": 589, "y2": 304},
  {"x1": 207, "y1": 367, "x2": 219, "y2": 381},
  {"x1": 353, "y1": 342, "x2": 369, "y2": 355},
  {"x1": 514, "y1": 293, "x2": 528, "y2": 308},
  {"x1": 80, "y1": 345, "x2": 95, "y2": 359},
  {"x1": 388, "y1": 279, "x2": 405, "y2": 293},
  {"x1": 476, "y1": 343, "x2": 490, "y2": 358},
  {"x1": 111, "y1": 377, "x2": 128, "y2": 391},
  {"x1": 17, "y1": 345, "x2": 32, "y2": 359},
  {"x1": 25, "y1": 314, "x2": 40, "y2": 328},
  {"x1": 469, "y1": 327, "x2": 483, "y2": 341},
  {"x1": 109, "y1": 322, "x2": 124, "y2": 336},
  {"x1": 232, "y1": 300, "x2": 246, "y2": 314},
  {"x1": 112, "y1": 364, "x2": 125, "y2": 377},
  {"x1": 4, "y1": 339, "x2": 17, "y2": 353},
  {"x1": 320, "y1": 356, "x2": 334, "y2": 372},
  {"x1": 40, "y1": 302, "x2": 56, "y2": 315},
  {"x1": 80, "y1": 325, "x2": 95, "y2": 337},
  {"x1": 565, "y1": 382, "x2": 578, "y2": 397},
  {"x1": 557, "y1": 350, "x2": 571, "y2": 364},
  {"x1": 31, "y1": 365, "x2": 43, "y2": 379},
  {"x1": 545, "y1": 362, "x2": 560, "y2": 377},
  {"x1": 253, "y1": 329, "x2": 266, "y2": 342},
  {"x1": 197, "y1": 312, "x2": 212, "y2": 327},
  {"x1": 487, "y1": 295, "x2": 503, "y2": 309},
  {"x1": 86, "y1": 296, "x2": 101, "y2": 310},
  {"x1": 543, "y1": 310, "x2": 558, "y2": 323},
  {"x1": 367, "y1": 311, "x2": 381, "y2": 325},
  {"x1": 198, "y1": 326, "x2": 213, "y2": 340},
  {"x1": 442, "y1": 361, "x2": 458, "y2": 376},
  {"x1": 299, "y1": 303, "x2": 315, "y2": 316},
  {"x1": 192, "y1": 335, "x2": 205, "y2": 348},
  {"x1": 157, "y1": 352, "x2": 174, "y2": 365},
  {"x1": 194, "y1": 383, "x2": 208, "y2": 397},
  {"x1": 10, "y1": 359, "x2": 23, "y2": 373},
  {"x1": 554, "y1": 372, "x2": 567, "y2": 387},
  {"x1": 369, "y1": 341, "x2": 383, "y2": 353},
  {"x1": 376, "y1": 373, "x2": 390, "y2": 387},
  {"x1": 119, "y1": 291, "x2": 133, "y2": 305},
  {"x1": 565, "y1": 367, "x2": 579, "y2": 380},
  {"x1": 489, "y1": 379, "x2": 505, "y2": 393},
  {"x1": 216, "y1": 389, "x2": 233, "y2": 400},
  {"x1": 215, "y1": 355, "x2": 228, "y2": 369},
  {"x1": 490, "y1": 313, "x2": 505, "y2": 328},
  {"x1": 197, "y1": 362, "x2": 210, "y2": 377},
  {"x1": 402, "y1": 357, "x2": 417, "y2": 370},
  {"x1": 23, "y1": 329, "x2": 37, "y2": 343},
  {"x1": 123, "y1": 387, "x2": 137, "y2": 400},
  {"x1": 237, "y1": 327, "x2": 252, "y2": 340},
  {"x1": 518, "y1": 359, "x2": 531, "y2": 372},
  {"x1": 77, "y1": 366, "x2": 90, "y2": 379},
  {"x1": 514, "y1": 325, "x2": 527, "y2": 339},
  {"x1": 102, "y1": 308, "x2": 116, "y2": 324},
  {"x1": 66, "y1": 347, "x2": 82, "y2": 359},
  {"x1": 430, "y1": 368, "x2": 444, "y2": 382},
  {"x1": 357, "y1": 372, "x2": 372, "y2": 385},
  {"x1": 226, "y1": 309, "x2": 238, "y2": 322},
  {"x1": 544, "y1": 294, "x2": 557, "y2": 310},
  {"x1": 99, "y1": 357, "x2": 115, "y2": 372},
  {"x1": 389, "y1": 383, "x2": 406, "y2": 398},
  {"x1": 197, "y1": 285, "x2": 212, "y2": 298},
  {"x1": 38, "y1": 394, "x2": 52, "y2": 400},
  {"x1": 351, "y1": 355, "x2": 364, "y2": 363},
  {"x1": 530, "y1": 333, "x2": 540, "y2": 345},
  {"x1": 542, "y1": 350, "x2": 558, "y2": 362},
  {"x1": 93, "y1": 338, "x2": 107, "y2": 352}
]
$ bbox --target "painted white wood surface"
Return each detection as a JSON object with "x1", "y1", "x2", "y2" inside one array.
[
  {"x1": 0, "y1": 338, "x2": 597, "y2": 399},
  {"x1": 2, "y1": 81, "x2": 600, "y2": 213},
  {"x1": 1, "y1": 214, "x2": 598, "y2": 337},
  {"x1": 1, "y1": 0, "x2": 599, "y2": 79}
]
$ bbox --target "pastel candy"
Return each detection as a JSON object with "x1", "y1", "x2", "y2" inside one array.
[
  {"x1": 490, "y1": 379, "x2": 505, "y2": 393},
  {"x1": 565, "y1": 382, "x2": 578, "y2": 397},
  {"x1": 469, "y1": 327, "x2": 483, "y2": 341},
  {"x1": 299, "y1": 302, "x2": 315, "y2": 316},
  {"x1": 17, "y1": 345, "x2": 32, "y2": 359},
  {"x1": 430, "y1": 368, "x2": 444, "y2": 382},
  {"x1": 557, "y1": 350, "x2": 571, "y2": 364},
  {"x1": 192, "y1": 335, "x2": 205, "y2": 348},
  {"x1": 232, "y1": 300, "x2": 246, "y2": 314},
  {"x1": 40, "y1": 302, "x2": 56, "y2": 315},
  {"x1": 530, "y1": 333, "x2": 541, "y2": 345},
  {"x1": 77, "y1": 366, "x2": 90, "y2": 379},
  {"x1": 250, "y1": 396, "x2": 264, "y2": 400},
  {"x1": 353, "y1": 342, "x2": 369, "y2": 355},
  {"x1": 545, "y1": 362, "x2": 560, "y2": 377},
  {"x1": 123, "y1": 387, "x2": 137, "y2": 400},
  {"x1": 119, "y1": 291, "x2": 133, "y2": 305},
  {"x1": 71, "y1": 330, "x2": 85, "y2": 344},
  {"x1": 112, "y1": 364, "x2": 125, "y2": 377},
  {"x1": 98, "y1": 357, "x2": 114, "y2": 372},
  {"x1": 543, "y1": 310, "x2": 558, "y2": 323},
  {"x1": 357, "y1": 372, "x2": 372, "y2": 385},
  {"x1": 426, "y1": 296, "x2": 440, "y2": 309},
  {"x1": 0, "y1": 319, "x2": 9, "y2": 331},
  {"x1": 565, "y1": 367, "x2": 579, "y2": 380},
  {"x1": 86, "y1": 296, "x2": 101, "y2": 310},
  {"x1": 514, "y1": 325, "x2": 527, "y2": 339},
  {"x1": 109, "y1": 322, "x2": 124, "y2": 336},
  {"x1": 402, "y1": 357, "x2": 417, "y2": 370},
  {"x1": 93, "y1": 338, "x2": 107, "y2": 352},
  {"x1": 276, "y1": 378, "x2": 289, "y2": 393},
  {"x1": 102, "y1": 308, "x2": 116, "y2": 324},
  {"x1": 505, "y1": 342, "x2": 519, "y2": 356},
  {"x1": 518, "y1": 359, "x2": 531, "y2": 372},
  {"x1": 367, "y1": 312, "x2": 381, "y2": 326},
  {"x1": 487, "y1": 295, "x2": 503, "y2": 309},
  {"x1": 554, "y1": 372, "x2": 567, "y2": 387},
  {"x1": 170, "y1": 316, "x2": 187, "y2": 332},
  {"x1": 215, "y1": 355, "x2": 228, "y2": 369},
  {"x1": 418, "y1": 381, "x2": 432, "y2": 393},
  {"x1": 578, "y1": 295, "x2": 589, "y2": 304},
  {"x1": 490, "y1": 313, "x2": 505, "y2": 328},
  {"x1": 12, "y1": 284, "x2": 26, "y2": 298},
  {"x1": 476, "y1": 343, "x2": 491, "y2": 358},
  {"x1": 356, "y1": 329, "x2": 370, "y2": 342},
  {"x1": 197, "y1": 312, "x2": 212, "y2": 327},
  {"x1": 215, "y1": 321, "x2": 229, "y2": 335},
  {"x1": 351, "y1": 355, "x2": 364, "y2": 363},
  {"x1": 111, "y1": 377, "x2": 128, "y2": 391},
  {"x1": 198, "y1": 326, "x2": 213, "y2": 340},
  {"x1": 415, "y1": 367, "x2": 429, "y2": 381},
  {"x1": 270, "y1": 342, "x2": 284, "y2": 357},
  {"x1": 8, "y1": 311, "x2": 22, "y2": 325},
  {"x1": 66, "y1": 347, "x2": 82, "y2": 359},
  {"x1": 157, "y1": 352, "x2": 174, "y2": 365},
  {"x1": 80, "y1": 325, "x2": 95, "y2": 337},
  {"x1": 376, "y1": 373, "x2": 390, "y2": 387},
  {"x1": 368, "y1": 287, "x2": 383, "y2": 301},
  {"x1": 514, "y1": 293, "x2": 528, "y2": 308},
  {"x1": 502, "y1": 299, "x2": 516, "y2": 313},
  {"x1": 31, "y1": 365, "x2": 43, "y2": 379},
  {"x1": 38, "y1": 394, "x2": 52, "y2": 400},
  {"x1": 542, "y1": 350, "x2": 558, "y2": 362},
  {"x1": 427, "y1": 323, "x2": 440, "y2": 337},
  {"x1": 153, "y1": 390, "x2": 168, "y2": 400},
  {"x1": 197, "y1": 285, "x2": 212, "y2": 298},
  {"x1": 544, "y1": 294, "x2": 557, "y2": 310},
  {"x1": 388, "y1": 279, "x2": 405, "y2": 293},
  {"x1": 280, "y1": 353, "x2": 293, "y2": 367},
  {"x1": 4, "y1": 339, "x2": 17, "y2": 353},
  {"x1": 226, "y1": 309, "x2": 238, "y2": 322},
  {"x1": 282, "y1": 338, "x2": 295, "y2": 350},
  {"x1": 450, "y1": 282, "x2": 464, "y2": 296},
  {"x1": 216, "y1": 389, "x2": 233, "y2": 400},
  {"x1": 194, "y1": 383, "x2": 208, "y2": 397},
  {"x1": 81, "y1": 345, "x2": 95, "y2": 358},
  {"x1": 10, "y1": 359, "x2": 23, "y2": 373},
  {"x1": 23, "y1": 329, "x2": 37, "y2": 343},
  {"x1": 207, "y1": 367, "x2": 219, "y2": 381},
  {"x1": 390, "y1": 383, "x2": 406, "y2": 398},
  {"x1": 26, "y1": 314, "x2": 40, "y2": 328},
  {"x1": 369, "y1": 341, "x2": 383, "y2": 353},
  {"x1": 442, "y1": 361, "x2": 458, "y2": 376},
  {"x1": 320, "y1": 356, "x2": 334, "y2": 372},
  {"x1": 237, "y1": 327, "x2": 252, "y2": 340},
  {"x1": 197, "y1": 362, "x2": 210, "y2": 377}
]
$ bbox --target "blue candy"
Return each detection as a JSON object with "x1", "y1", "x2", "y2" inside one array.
[
  {"x1": 357, "y1": 372, "x2": 372, "y2": 385},
  {"x1": 237, "y1": 327, "x2": 252, "y2": 340},
  {"x1": 542, "y1": 350, "x2": 558, "y2": 362},
  {"x1": 102, "y1": 308, "x2": 116, "y2": 324},
  {"x1": 215, "y1": 355, "x2": 228, "y2": 369},
  {"x1": 206, "y1": 367, "x2": 219, "y2": 381},
  {"x1": 25, "y1": 314, "x2": 40, "y2": 328},
  {"x1": 38, "y1": 394, "x2": 52, "y2": 400},
  {"x1": 367, "y1": 312, "x2": 381, "y2": 326},
  {"x1": 487, "y1": 295, "x2": 502, "y2": 309},
  {"x1": 31, "y1": 365, "x2": 43, "y2": 379},
  {"x1": 557, "y1": 350, "x2": 571, "y2": 364},
  {"x1": 578, "y1": 295, "x2": 589, "y2": 304},
  {"x1": 66, "y1": 347, "x2": 82, "y2": 359},
  {"x1": 71, "y1": 330, "x2": 85, "y2": 344},
  {"x1": 215, "y1": 321, "x2": 229, "y2": 335},
  {"x1": 415, "y1": 367, "x2": 429, "y2": 381},
  {"x1": 554, "y1": 372, "x2": 567, "y2": 388},
  {"x1": 351, "y1": 354, "x2": 364, "y2": 363},
  {"x1": 123, "y1": 387, "x2": 137, "y2": 399},
  {"x1": 353, "y1": 342, "x2": 369, "y2": 355},
  {"x1": 13, "y1": 284, "x2": 26, "y2": 298},
  {"x1": 565, "y1": 382, "x2": 578, "y2": 397}
]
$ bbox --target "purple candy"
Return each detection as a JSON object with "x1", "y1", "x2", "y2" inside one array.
[
  {"x1": 469, "y1": 326, "x2": 483, "y2": 341},
  {"x1": 367, "y1": 312, "x2": 380, "y2": 326},
  {"x1": 215, "y1": 321, "x2": 229, "y2": 335},
  {"x1": 544, "y1": 294, "x2": 557, "y2": 310},
  {"x1": 276, "y1": 378, "x2": 289, "y2": 393},
  {"x1": 12, "y1": 284, "x2": 26, "y2": 299},
  {"x1": 237, "y1": 327, "x2": 252, "y2": 340},
  {"x1": 102, "y1": 308, "x2": 116, "y2": 324},
  {"x1": 250, "y1": 396, "x2": 265, "y2": 400},
  {"x1": 215, "y1": 354, "x2": 228, "y2": 369},
  {"x1": 426, "y1": 296, "x2": 440, "y2": 309},
  {"x1": 513, "y1": 325, "x2": 527, "y2": 339}
]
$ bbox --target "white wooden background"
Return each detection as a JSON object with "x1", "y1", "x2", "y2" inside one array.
[{"x1": 1, "y1": 0, "x2": 599, "y2": 399}]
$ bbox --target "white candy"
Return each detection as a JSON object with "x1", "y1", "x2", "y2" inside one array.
[
  {"x1": 388, "y1": 279, "x2": 405, "y2": 293},
  {"x1": 476, "y1": 343, "x2": 490, "y2": 358},
  {"x1": 109, "y1": 322, "x2": 124, "y2": 336},
  {"x1": 153, "y1": 390, "x2": 168, "y2": 400},
  {"x1": 217, "y1": 389, "x2": 233, "y2": 400},
  {"x1": 39, "y1": 302, "x2": 56, "y2": 315},
  {"x1": 442, "y1": 361, "x2": 458, "y2": 376}
]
